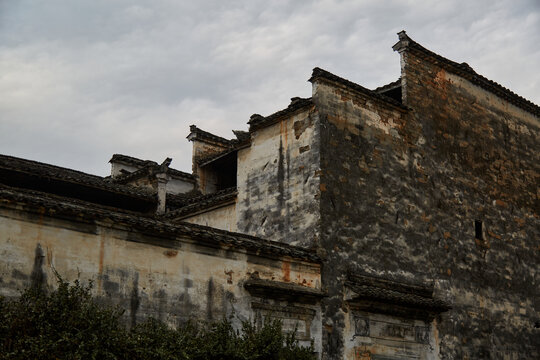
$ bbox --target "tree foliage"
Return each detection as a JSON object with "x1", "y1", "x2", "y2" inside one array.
[{"x1": 0, "y1": 277, "x2": 315, "y2": 360}]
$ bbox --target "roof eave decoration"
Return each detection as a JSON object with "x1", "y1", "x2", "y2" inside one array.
[
  {"x1": 244, "y1": 277, "x2": 325, "y2": 304},
  {"x1": 392, "y1": 30, "x2": 540, "y2": 116}
]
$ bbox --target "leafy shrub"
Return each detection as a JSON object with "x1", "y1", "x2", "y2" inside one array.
[
  {"x1": 0, "y1": 277, "x2": 315, "y2": 360},
  {"x1": 0, "y1": 278, "x2": 128, "y2": 360}
]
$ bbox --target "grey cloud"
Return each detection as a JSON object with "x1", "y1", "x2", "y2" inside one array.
[{"x1": 0, "y1": 0, "x2": 538, "y2": 175}]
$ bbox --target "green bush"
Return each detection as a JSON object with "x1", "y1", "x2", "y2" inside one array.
[
  {"x1": 0, "y1": 278, "x2": 128, "y2": 360},
  {"x1": 0, "y1": 277, "x2": 315, "y2": 360}
]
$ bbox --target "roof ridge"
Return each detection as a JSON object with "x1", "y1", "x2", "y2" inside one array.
[
  {"x1": 309, "y1": 68, "x2": 408, "y2": 111},
  {"x1": 1, "y1": 154, "x2": 103, "y2": 179},
  {"x1": 393, "y1": 31, "x2": 540, "y2": 116}
]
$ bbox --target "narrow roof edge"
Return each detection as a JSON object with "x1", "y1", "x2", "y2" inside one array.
[{"x1": 393, "y1": 31, "x2": 540, "y2": 116}]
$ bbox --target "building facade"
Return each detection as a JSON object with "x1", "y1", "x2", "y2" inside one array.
[{"x1": 1, "y1": 32, "x2": 538, "y2": 359}]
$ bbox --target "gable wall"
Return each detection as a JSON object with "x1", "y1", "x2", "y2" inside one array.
[
  {"x1": 399, "y1": 50, "x2": 539, "y2": 359},
  {"x1": 313, "y1": 52, "x2": 539, "y2": 359},
  {"x1": 236, "y1": 108, "x2": 322, "y2": 248}
]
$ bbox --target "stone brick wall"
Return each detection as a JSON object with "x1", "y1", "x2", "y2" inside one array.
[
  {"x1": 400, "y1": 49, "x2": 539, "y2": 359},
  {"x1": 312, "y1": 52, "x2": 539, "y2": 359}
]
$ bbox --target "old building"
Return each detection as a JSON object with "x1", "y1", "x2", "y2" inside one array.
[{"x1": 1, "y1": 31, "x2": 538, "y2": 359}]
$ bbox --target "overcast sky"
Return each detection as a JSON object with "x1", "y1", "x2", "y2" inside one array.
[{"x1": 1, "y1": 0, "x2": 539, "y2": 176}]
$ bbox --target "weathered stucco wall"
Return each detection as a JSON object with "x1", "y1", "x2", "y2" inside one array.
[
  {"x1": 342, "y1": 311, "x2": 439, "y2": 360},
  {"x1": 312, "y1": 50, "x2": 539, "y2": 359},
  {"x1": 182, "y1": 203, "x2": 238, "y2": 232},
  {"x1": 166, "y1": 178, "x2": 195, "y2": 195},
  {"x1": 237, "y1": 108, "x2": 321, "y2": 248},
  {"x1": 0, "y1": 206, "x2": 322, "y2": 352}
]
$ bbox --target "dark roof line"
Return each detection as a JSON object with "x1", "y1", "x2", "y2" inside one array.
[
  {"x1": 196, "y1": 148, "x2": 236, "y2": 166},
  {"x1": 110, "y1": 154, "x2": 155, "y2": 167},
  {"x1": 244, "y1": 278, "x2": 324, "y2": 301},
  {"x1": 188, "y1": 125, "x2": 233, "y2": 147},
  {"x1": 393, "y1": 31, "x2": 540, "y2": 116},
  {"x1": 163, "y1": 187, "x2": 237, "y2": 219},
  {"x1": 248, "y1": 97, "x2": 314, "y2": 131},
  {"x1": 114, "y1": 164, "x2": 195, "y2": 184},
  {"x1": 0, "y1": 185, "x2": 320, "y2": 263},
  {"x1": 0, "y1": 154, "x2": 155, "y2": 201},
  {"x1": 346, "y1": 281, "x2": 450, "y2": 313},
  {"x1": 112, "y1": 165, "x2": 155, "y2": 184},
  {"x1": 309, "y1": 68, "x2": 408, "y2": 111},
  {"x1": 165, "y1": 190, "x2": 203, "y2": 210}
]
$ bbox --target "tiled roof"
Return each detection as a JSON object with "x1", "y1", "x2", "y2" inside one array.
[
  {"x1": 248, "y1": 97, "x2": 314, "y2": 131},
  {"x1": 346, "y1": 273, "x2": 450, "y2": 313},
  {"x1": 0, "y1": 184, "x2": 321, "y2": 263},
  {"x1": 196, "y1": 148, "x2": 236, "y2": 166},
  {"x1": 163, "y1": 187, "x2": 237, "y2": 219},
  {"x1": 165, "y1": 190, "x2": 202, "y2": 210},
  {"x1": 244, "y1": 277, "x2": 324, "y2": 302},
  {"x1": 232, "y1": 130, "x2": 250, "y2": 142},
  {"x1": 374, "y1": 78, "x2": 402, "y2": 93},
  {"x1": 0, "y1": 154, "x2": 155, "y2": 201},
  {"x1": 110, "y1": 154, "x2": 195, "y2": 182},
  {"x1": 310, "y1": 68, "x2": 408, "y2": 111},
  {"x1": 393, "y1": 31, "x2": 540, "y2": 116},
  {"x1": 110, "y1": 154, "x2": 155, "y2": 167}
]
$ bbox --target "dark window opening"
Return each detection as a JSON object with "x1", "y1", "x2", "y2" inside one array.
[
  {"x1": 475, "y1": 220, "x2": 483, "y2": 240},
  {"x1": 379, "y1": 86, "x2": 402, "y2": 103},
  {"x1": 201, "y1": 151, "x2": 237, "y2": 193}
]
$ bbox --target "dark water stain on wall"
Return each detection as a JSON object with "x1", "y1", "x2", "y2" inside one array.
[
  {"x1": 30, "y1": 243, "x2": 46, "y2": 289},
  {"x1": 206, "y1": 277, "x2": 214, "y2": 321},
  {"x1": 277, "y1": 138, "x2": 286, "y2": 235},
  {"x1": 130, "y1": 273, "x2": 140, "y2": 328}
]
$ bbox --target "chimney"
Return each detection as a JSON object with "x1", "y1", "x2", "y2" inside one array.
[{"x1": 155, "y1": 158, "x2": 172, "y2": 215}]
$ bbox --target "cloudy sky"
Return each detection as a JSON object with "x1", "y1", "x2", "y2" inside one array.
[{"x1": 1, "y1": 0, "x2": 539, "y2": 176}]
